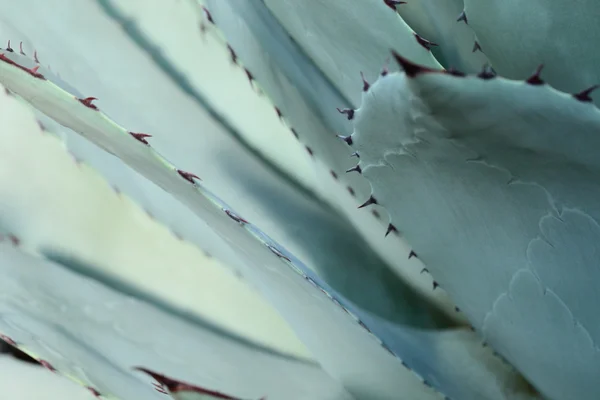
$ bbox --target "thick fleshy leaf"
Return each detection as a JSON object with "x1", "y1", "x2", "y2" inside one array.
[
  {"x1": 0, "y1": 242, "x2": 353, "y2": 400},
  {"x1": 351, "y1": 56, "x2": 600, "y2": 398},
  {"x1": 261, "y1": 0, "x2": 441, "y2": 105},
  {"x1": 199, "y1": 0, "x2": 461, "y2": 321},
  {"x1": 0, "y1": 0, "x2": 455, "y2": 330},
  {"x1": 0, "y1": 355, "x2": 96, "y2": 400},
  {"x1": 462, "y1": 0, "x2": 600, "y2": 104},
  {"x1": 0, "y1": 88, "x2": 310, "y2": 362},
  {"x1": 8, "y1": 90, "x2": 531, "y2": 400},
  {"x1": 0, "y1": 37, "x2": 446, "y2": 400},
  {"x1": 98, "y1": 0, "x2": 319, "y2": 195},
  {"x1": 392, "y1": 0, "x2": 489, "y2": 72}
]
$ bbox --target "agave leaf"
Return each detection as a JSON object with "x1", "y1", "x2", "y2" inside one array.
[
  {"x1": 0, "y1": 0, "x2": 452, "y2": 330},
  {"x1": 97, "y1": 0, "x2": 319, "y2": 196},
  {"x1": 4, "y1": 76, "x2": 530, "y2": 400},
  {"x1": 198, "y1": 0, "x2": 461, "y2": 320},
  {"x1": 0, "y1": 83, "x2": 312, "y2": 360},
  {"x1": 462, "y1": 0, "x2": 600, "y2": 104},
  {"x1": 261, "y1": 0, "x2": 440, "y2": 105},
  {"x1": 350, "y1": 55, "x2": 600, "y2": 398},
  {"x1": 0, "y1": 242, "x2": 354, "y2": 400},
  {"x1": 392, "y1": 0, "x2": 489, "y2": 72},
  {"x1": 0, "y1": 355, "x2": 95, "y2": 399},
  {"x1": 0, "y1": 36, "x2": 449, "y2": 400}
]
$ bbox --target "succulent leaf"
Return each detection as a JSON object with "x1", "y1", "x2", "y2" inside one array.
[
  {"x1": 261, "y1": 0, "x2": 441, "y2": 105},
  {"x1": 199, "y1": 0, "x2": 461, "y2": 320},
  {"x1": 394, "y1": 0, "x2": 489, "y2": 72},
  {"x1": 0, "y1": 35, "x2": 452, "y2": 400},
  {"x1": 351, "y1": 59, "x2": 600, "y2": 398},
  {"x1": 462, "y1": 0, "x2": 600, "y2": 105},
  {"x1": 97, "y1": 0, "x2": 319, "y2": 196},
  {"x1": 0, "y1": 242, "x2": 352, "y2": 400}
]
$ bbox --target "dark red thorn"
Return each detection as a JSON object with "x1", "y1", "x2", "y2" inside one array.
[
  {"x1": 472, "y1": 41, "x2": 482, "y2": 53},
  {"x1": 347, "y1": 186, "x2": 356, "y2": 196},
  {"x1": 382, "y1": 343, "x2": 395, "y2": 356},
  {"x1": 383, "y1": 0, "x2": 406, "y2": 10},
  {"x1": 526, "y1": 65, "x2": 545, "y2": 85},
  {"x1": 87, "y1": 387, "x2": 101, "y2": 398},
  {"x1": 478, "y1": 64, "x2": 496, "y2": 80},
  {"x1": 33, "y1": 50, "x2": 39, "y2": 63},
  {"x1": 202, "y1": 7, "x2": 214, "y2": 24},
  {"x1": 39, "y1": 360, "x2": 56, "y2": 372},
  {"x1": 414, "y1": 34, "x2": 438, "y2": 50},
  {"x1": 456, "y1": 10, "x2": 468, "y2": 24},
  {"x1": 360, "y1": 72, "x2": 370, "y2": 91},
  {"x1": 358, "y1": 320, "x2": 372, "y2": 333},
  {"x1": 455, "y1": 306, "x2": 461, "y2": 312},
  {"x1": 346, "y1": 164, "x2": 362, "y2": 174},
  {"x1": 227, "y1": 44, "x2": 237, "y2": 64},
  {"x1": 372, "y1": 209, "x2": 381, "y2": 219},
  {"x1": 305, "y1": 146, "x2": 314, "y2": 156},
  {"x1": 5, "y1": 40, "x2": 12, "y2": 52},
  {"x1": 350, "y1": 151, "x2": 360, "y2": 158},
  {"x1": 8, "y1": 235, "x2": 20, "y2": 246},
  {"x1": 224, "y1": 209, "x2": 249, "y2": 224},
  {"x1": 274, "y1": 107, "x2": 283, "y2": 119},
  {"x1": 330, "y1": 170, "x2": 338, "y2": 179},
  {"x1": 0, "y1": 53, "x2": 45, "y2": 79},
  {"x1": 78, "y1": 96, "x2": 99, "y2": 110},
  {"x1": 177, "y1": 169, "x2": 201, "y2": 184},
  {"x1": 336, "y1": 107, "x2": 355, "y2": 120},
  {"x1": 336, "y1": 134, "x2": 353, "y2": 145},
  {"x1": 290, "y1": 128, "x2": 299, "y2": 139},
  {"x1": 408, "y1": 250, "x2": 418, "y2": 259},
  {"x1": 129, "y1": 132, "x2": 152, "y2": 145},
  {"x1": 244, "y1": 68, "x2": 254, "y2": 84},
  {"x1": 358, "y1": 195, "x2": 378, "y2": 209},
  {"x1": 267, "y1": 244, "x2": 291, "y2": 262},
  {"x1": 0, "y1": 334, "x2": 16, "y2": 346},
  {"x1": 18, "y1": 42, "x2": 25, "y2": 55},
  {"x1": 573, "y1": 85, "x2": 599, "y2": 102},
  {"x1": 392, "y1": 50, "x2": 438, "y2": 78},
  {"x1": 446, "y1": 68, "x2": 466, "y2": 77},
  {"x1": 380, "y1": 57, "x2": 390, "y2": 76},
  {"x1": 432, "y1": 281, "x2": 439, "y2": 290},
  {"x1": 385, "y1": 223, "x2": 398, "y2": 237},
  {"x1": 134, "y1": 367, "x2": 240, "y2": 399}
]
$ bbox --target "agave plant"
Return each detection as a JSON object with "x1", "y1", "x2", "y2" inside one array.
[{"x1": 0, "y1": 0, "x2": 597, "y2": 399}]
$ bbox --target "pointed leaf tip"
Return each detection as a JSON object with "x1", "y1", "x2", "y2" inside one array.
[
  {"x1": 383, "y1": 0, "x2": 406, "y2": 10},
  {"x1": 391, "y1": 50, "x2": 438, "y2": 78}
]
